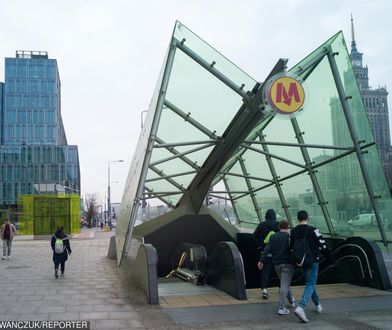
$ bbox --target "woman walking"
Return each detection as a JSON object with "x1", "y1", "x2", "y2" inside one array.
[{"x1": 51, "y1": 227, "x2": 72, "y2": 278}]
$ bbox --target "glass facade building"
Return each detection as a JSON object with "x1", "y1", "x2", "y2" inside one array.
[{"x1": 0, "y1": 51, "x2": 80, "y2": 211}]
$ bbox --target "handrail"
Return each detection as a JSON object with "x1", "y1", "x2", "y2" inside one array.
[{"x1": 332, "y1": 243, "x2": 372, "y2": 279}]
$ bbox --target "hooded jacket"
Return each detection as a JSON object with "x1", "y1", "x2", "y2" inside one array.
[
  {"x1": 51, "y1": 229, "x2": 72, "y2": 263},
  {"x1": 253, "y1": 209, "x2": 279, "y2": 251}
]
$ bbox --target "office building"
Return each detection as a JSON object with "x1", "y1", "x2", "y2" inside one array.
[{"x1": 0, "y1": 50, "x2": 80, "y2": 217}]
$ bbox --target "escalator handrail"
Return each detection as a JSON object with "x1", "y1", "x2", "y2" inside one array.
[{"x1": 330, "y1": 243, "x2": 372, "y2": 279}]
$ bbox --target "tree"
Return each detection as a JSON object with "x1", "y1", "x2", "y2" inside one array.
[{"x1": 85, "y1": 193, "x2": 99, "y2": 228}]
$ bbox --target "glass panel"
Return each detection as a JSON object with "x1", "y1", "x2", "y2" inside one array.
[
  {"x1": 329, "y1": 34, "x2": 391, "y2": 242},
  {"x1": 165, "y1": 50, "x2": 245, "y2": 137},
  {"x1": 290, "y1": 31, "x2": 340, "y2": 78},
  {"x1": 173, "y1": 21, "x2": 256, "y2": 93},
  {"x1": 117, "y1": 23, "x2": 392, "y2": 267}
]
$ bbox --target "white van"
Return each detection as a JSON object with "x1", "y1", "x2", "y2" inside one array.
[{"x1": 347, "y1": 213, "x2": 384, "y2": 228}]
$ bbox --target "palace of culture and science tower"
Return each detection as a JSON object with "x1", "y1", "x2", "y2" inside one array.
[{"x1": 350, "y1": 16, "x2": 392, "y2": 189}]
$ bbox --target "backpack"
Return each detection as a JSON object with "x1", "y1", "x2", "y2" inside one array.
[
  {"x1": 54, "y1": 238, "x2": 65, "y2": 254},
  {"x1": 263, "y1": 230, "x2": 275, "y2": 244},
  {"x1": 291, "y1": 230, "x2": 313, "y2": 269}
]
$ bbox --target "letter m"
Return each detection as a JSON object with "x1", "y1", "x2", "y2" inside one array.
[{"x1": 276, "y1": 82, "x2": 301, "y2": 106}]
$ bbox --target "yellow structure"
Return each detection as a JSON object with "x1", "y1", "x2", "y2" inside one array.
[{"x1": 18, "y1": 194, "x2": 80, "y2": 235}]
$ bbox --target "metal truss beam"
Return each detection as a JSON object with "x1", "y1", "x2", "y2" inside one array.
[
  {"x1": 223, "y1": 177, "x2": 240, "y2": 226},
  {"x1": 121, "y1": 39, "x2": 178, "y2": 265},
  {"x1": 241, "y1": 144, "x2": 307, "y2": 169},
  {"x1": 245, "y1": 140, "x2": 354, "y2": 151},
  {"x1": 291, "y1": 48, "x2": 328, "y2": 78},
  {"x1": 144, "y1": 186, "x2": 172, "y2": 207},
  {"x1": 176, "y1": 58, "x2": 287, "y2": 212},
  {"x1": 212, "y1": 115, "x2": 275, "y2": 186},
  {"x1": 258, "y1": 133, "x2": 293, "y2": 226},
  {"x1": 220, "y1": 171, "x2": 274, "y2": 183},
  {"x1": 154, "y1": 137, "x2": 200, "y2": 170},
  {"x1": 142, "y1": 191, "x2": 182, "y2": 197},
  {"x1": 150, "y1": 143, "x2": 214, "y2": 167},
  {"x1": 153, "y1": 140, "x2": 216, "y2": 148},
  {"x1": 175, "y1": 39, "x2": 249, "y2": 100},
  {"x1": 232, "y1": 142, "x2": 374, "y2": 201},
  {"x1": 164, "y1": 100, "x2": 219, "y2": 140},
  {"x1": 239, "y1": 157, "x2": 263, "y2": 222},
  {"x1": 149, "y1": 166, "x2": 186, "y2": 192},
  {"x1": 327, "y1": 48, "x2": 388, "y2": 246},
  {"x1": 145, "y1": 170, "x2": 197, "y2": 183},
  {"x1": 291, "y1": 117, "x2": 335, "y2": 235}
]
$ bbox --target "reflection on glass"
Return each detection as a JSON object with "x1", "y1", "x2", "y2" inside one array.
[{"x1": 117, "y1": 22, "x2": 392, "y2": 266}]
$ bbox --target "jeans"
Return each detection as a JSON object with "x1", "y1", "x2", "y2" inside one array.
[
  {"x1": 3, "y1": 239, "x2": 12, "y2": 257},
  {"x1": 260, "y1": 257, "x2": 273, "y2": 289},
  {"x1": 274, "y1": 263, "x2": 295, "y2": 309},
  {"x1": 299, "y1": 262, "x2": 320, "y2": 308}
]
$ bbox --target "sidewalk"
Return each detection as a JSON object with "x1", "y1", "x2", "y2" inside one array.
[{"x1": 1, "y1": 229, "x2": 392, "y2": 329}]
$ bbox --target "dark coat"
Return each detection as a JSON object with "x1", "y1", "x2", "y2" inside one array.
[
  {"x1": 51, "y1": 233, "x2": 72, "y2": 264},
  {"x1": 253, "y1": 219, "x2": 279, "y2": 251},
  {"x1": 261, "y1": 231, "x2": 292, "y2": 265}
]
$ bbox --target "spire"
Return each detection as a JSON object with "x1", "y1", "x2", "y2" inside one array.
[{"x1": 351, "y1": 14, "x2": 357, "y2": 52}]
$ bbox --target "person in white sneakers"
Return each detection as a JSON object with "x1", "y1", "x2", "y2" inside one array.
[
  {"x1": 51, "y1": 227, "x2": 72, "y2": 278},
  {"x1": 253, "y1": 209, "x2": 279, "y2": 299},
  {"x1": 290, "y1": 210, "x2": 333, "y2": 323},
  {"x1": 258, "y1": 219, "x2": 295, "y2": 315},
  {"x1": 1, "y1": 218, "x2": 17, "y2": 260}
]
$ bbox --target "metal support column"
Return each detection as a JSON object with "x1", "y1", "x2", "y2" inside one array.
[
  {"x1": 291, "y1": 118, "x2": 335, "y2": 235},
  {"x1": 223, "y1": 177, "x2": 241, "y2": 226},
  {"x1": 238, "y1": 157, "x2": 263, "y2": 223},
  {"x1": 258, "y1": 133, "x2": 293, "y2": 227},
  {"x1": 121, "y1": 40, "x2": 178, "y2": 265},
  {"x1": 327, "y1": 49, "x2": 388, "y2": 246}
]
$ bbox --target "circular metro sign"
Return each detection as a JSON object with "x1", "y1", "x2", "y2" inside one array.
[{"x1": 266, "y1": 75, "x2": 305, "y2": 115}]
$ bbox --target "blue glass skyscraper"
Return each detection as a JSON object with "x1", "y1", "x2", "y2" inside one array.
[{"x1": 0, "y1": 50, "x2": 80, "y2": 211}]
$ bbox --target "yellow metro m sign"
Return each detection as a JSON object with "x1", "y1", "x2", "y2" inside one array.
[{"x1": 266, "y1": 75, "x2": 305, "y2": 116}]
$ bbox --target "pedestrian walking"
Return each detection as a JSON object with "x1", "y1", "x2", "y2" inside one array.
[
  {"x1": 258, "y1": 219, "x2": 295, "y2": 315},
  {"x1": 291, "y1": 210, "x2": 333, "y2": 323},
  {"x1": 1, "y1": 218, "x2": 17, "y2": 260},
  {"x1": 51, "y1": 227, "x2": 72, "y2": 278},
  {"x1": 253, "y1": 208, "x2": 279, "y2": 299}
]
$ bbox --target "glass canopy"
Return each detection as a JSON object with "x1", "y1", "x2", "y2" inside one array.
[{"x1": 115, "y1": 21, "x2": 392, "y2": 265}]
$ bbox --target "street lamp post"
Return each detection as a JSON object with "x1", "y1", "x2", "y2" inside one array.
[{"x1": 107, "y1": 160, "x2": 124, "y2": 227}]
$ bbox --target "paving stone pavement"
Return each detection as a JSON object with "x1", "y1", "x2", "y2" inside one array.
[
  {"x1": 0, "y1": 230, "x2": 150, "y2": 330},
  {"x1": 1, "y1": 229, "x2": 392, "y2": 330}
]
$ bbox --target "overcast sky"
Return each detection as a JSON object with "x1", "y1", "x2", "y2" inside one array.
[{"x1": 0, "y1": 0, "x2": 391, "y2": 204}]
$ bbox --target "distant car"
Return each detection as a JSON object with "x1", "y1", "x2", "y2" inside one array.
[
  {"x1": 348, "y1": 213, "x2": 384, "y2": 229},
  {"x1": 309, "y1": 216, "x2": 353, "y2": 236}
]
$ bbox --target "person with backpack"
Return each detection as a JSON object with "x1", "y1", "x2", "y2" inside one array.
[
  {"x1": 51, "y1": 227, "x2": 72, "y2": 278},
  {"x1": 253, "y1": 208, "x2": 279, "y2": 299},
  {"x1": 258, "y1": 220, "x2": 295, "y2": 315},
  {"x1": 291, "y1": 210, "x2": 333, "y2": 323}
]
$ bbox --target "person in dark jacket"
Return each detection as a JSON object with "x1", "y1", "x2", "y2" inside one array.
[
  {"x1": 253, "y1": 208, "x2": 279, "y2": 299},
  {"x1": 291, "y1": 210, "x2": 332, "y2": 323},
  {"x1": 1, "y1": 218, "x2": 17, "y2": 260},
  {"x1": 51, "y1": 227, "x2": 72, "y2": 278},
  {"x1": 258, "y1": 220, "x2": 295, "y2": 315}
]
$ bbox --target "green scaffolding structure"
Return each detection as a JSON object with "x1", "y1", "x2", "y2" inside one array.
[{"x1": 18, "y1": 194, "x2": 81, "y2": 235}]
